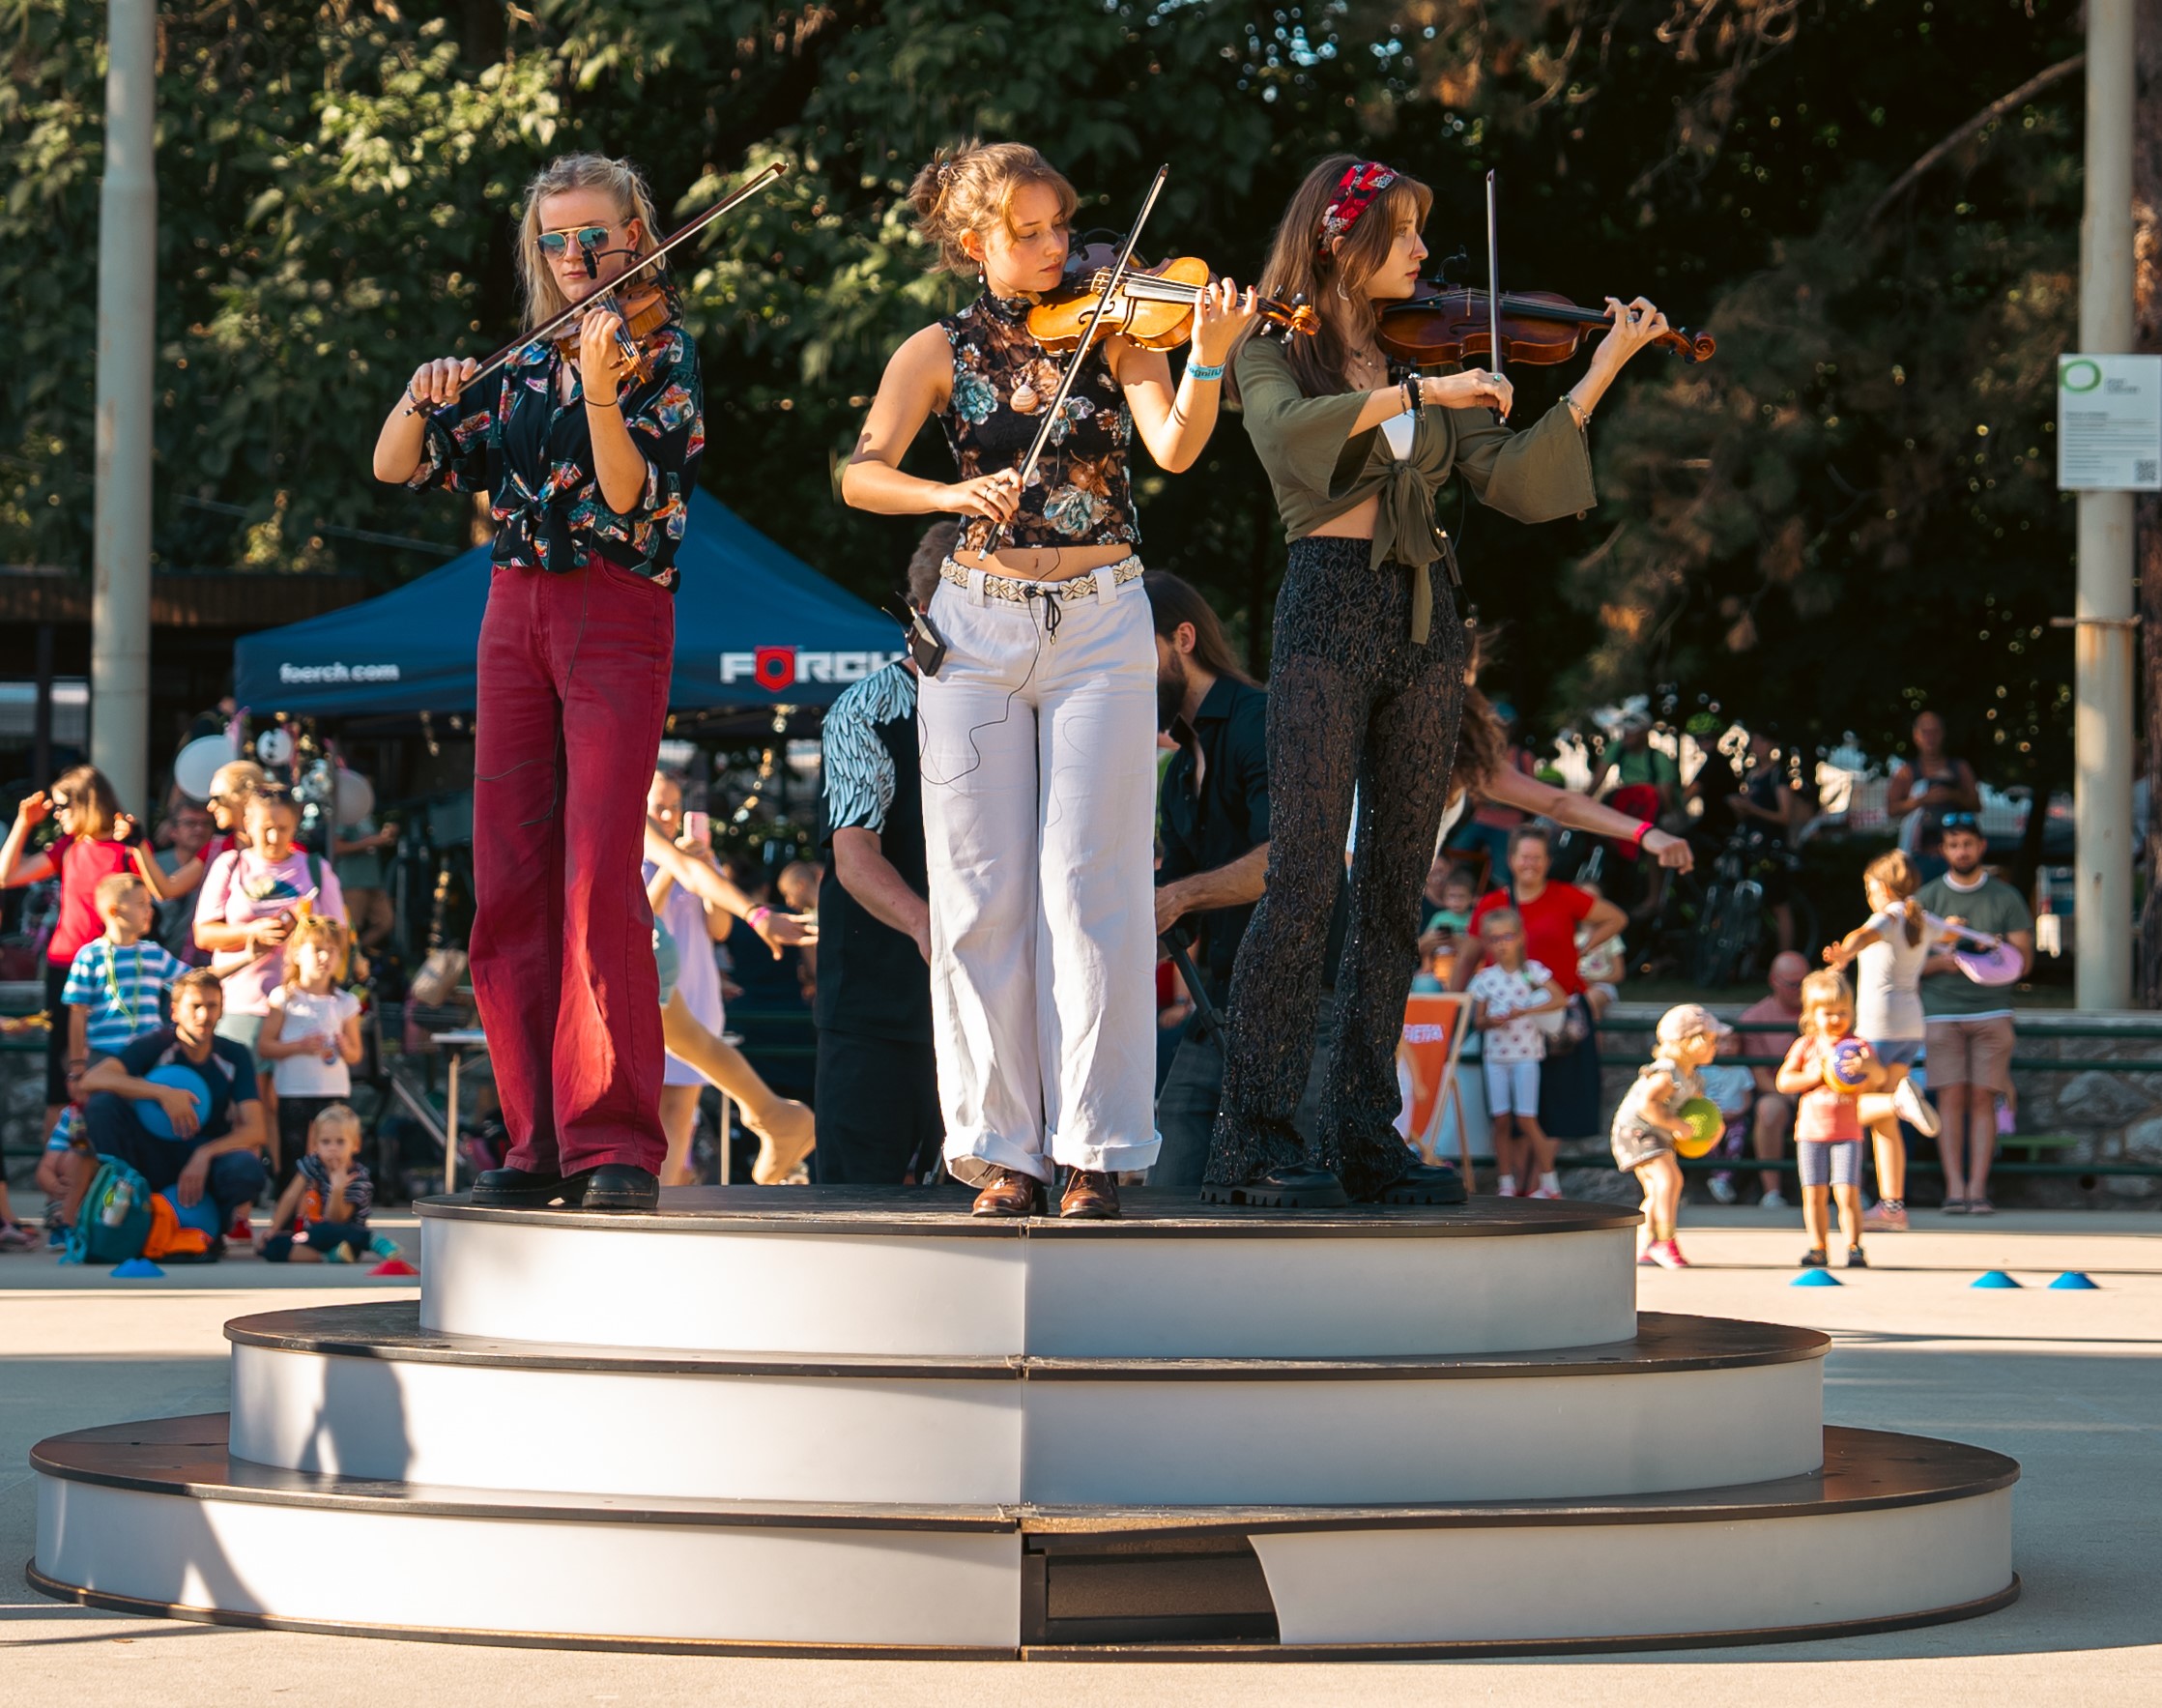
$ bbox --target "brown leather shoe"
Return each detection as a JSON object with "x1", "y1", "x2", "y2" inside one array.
[
  {"x1": 1059, "y1": 1168, "x2": 1120, "y2": 1220},
  {"x1": 970, "y1": 1166, "x2": 1043, "y2": 1218}
]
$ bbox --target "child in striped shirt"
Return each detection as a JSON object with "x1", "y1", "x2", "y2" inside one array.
[{"x1": 63, "y1": 874, "x2": 187, "y2": 1068}]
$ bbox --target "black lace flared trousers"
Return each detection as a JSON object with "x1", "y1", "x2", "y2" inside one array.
[{"x1": 1205, "y1": 537, "x2": 1468, "y2": 1199}]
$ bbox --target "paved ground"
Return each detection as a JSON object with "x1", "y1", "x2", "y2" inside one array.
[{"x1": 2, "y1": 1205, "x2": 2157, "y2": 1705}]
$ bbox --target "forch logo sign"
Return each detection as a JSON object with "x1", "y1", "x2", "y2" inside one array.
[{"x1": 718, "y1": 648, "x2": 904, "y2": 692}]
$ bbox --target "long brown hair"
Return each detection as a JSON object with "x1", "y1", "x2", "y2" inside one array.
[
  {"x1": 1141, "y1": 571, "x2": 1255, "y2": 687},
  {"x1": 50, "y1": 765, "x2": 122, "y2": 841},
  {"x1": 907, "y1": 141, "x2": 1077, "y2": 277},
  {"x1": 514, "y1": 155, "x2": 666, "y2": 333},
  {"x1": 1247, "y1": 155, "x2": 1433, "y2": 399},
  {"x1": 1864, "y1": 849, "x2": 1924, "y2": 946}
]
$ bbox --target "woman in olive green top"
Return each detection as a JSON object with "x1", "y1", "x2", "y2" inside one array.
[{"x1": 1203, "y1": 157, "x2": 1675, "y2": 1208}]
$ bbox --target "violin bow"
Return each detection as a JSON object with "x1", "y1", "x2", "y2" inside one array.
[
  {"x1": 403, "y1": 159, "x2": 789, "y2": 417},
  {"x1": 1484, "y1": 169, "x2": 1504, "y2": 407},
  {"x1": 986, "y1": 162, "x2": 1171, "y2": 551}
]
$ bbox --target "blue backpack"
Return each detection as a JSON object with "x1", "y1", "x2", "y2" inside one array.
[{"x1": 65, "y1": 1155, "x2": 155, "y2": 1265}]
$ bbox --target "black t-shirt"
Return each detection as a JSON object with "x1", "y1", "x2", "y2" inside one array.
[
  {"x1": 116, "y1": 1027, "x2": 257, "y2": 1143},
  {"x1": 815, "y1": 664, "x2": 933, "y2": 1044},
  {"x1": 1158, "y1": 677, "x2": 1271, "y2": 1004}
]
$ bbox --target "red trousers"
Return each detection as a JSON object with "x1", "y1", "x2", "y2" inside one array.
[{"x1": 472, "y1": 560, "x2": 673, "y2": 1176}]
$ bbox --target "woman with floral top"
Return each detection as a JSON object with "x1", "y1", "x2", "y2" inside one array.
[
  {"x1": 841, "y1": 141, "x2": 1256, "y2": 1219},
  {"x1": 372, "y1": 153, "x2": 706, "y2": 1213}
]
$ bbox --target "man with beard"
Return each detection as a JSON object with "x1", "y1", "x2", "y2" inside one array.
[{"x1": 1148, "y1": 572, "x2": 1277, "y2": 1191}]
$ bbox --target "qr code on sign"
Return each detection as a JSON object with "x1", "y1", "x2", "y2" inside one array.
[{"x1": 2139, "y1": 460, "x2": 2159, "y2": 483}]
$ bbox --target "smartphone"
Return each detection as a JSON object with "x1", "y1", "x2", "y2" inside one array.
[{"x1": 684, "y1": 809, "x2": 711, "y2": 844}]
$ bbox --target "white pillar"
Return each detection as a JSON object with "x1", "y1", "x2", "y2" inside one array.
[
  {"x1": 91, "y1": 0, "x2": 157, "y2": 813},
  {"x1": 2076, "y1": 0, "x2": 2136, "y2": 1009}
]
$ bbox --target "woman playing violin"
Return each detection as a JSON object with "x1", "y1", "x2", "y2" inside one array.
[
  {"x1": 371, "y1": 153, "x2": 718, "y2": 1213},
  {"x1": 1203, "y1": 156, "x2": 1673, "y2": 1209},
  {"x1": 842, "y1": 141, "x2": 1257, "y2": 1220}
]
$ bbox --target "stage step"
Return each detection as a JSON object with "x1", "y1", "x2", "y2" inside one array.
[
  {"x1": 225, "y1": 1302, "x2": 1826, "y2": 1505},
  {"x1": 31, "y1": 1416, "x2": 2018, "y2": 1658},
  {"x1": 417, "y1": 1188, "x2": 1641, "y2": 1359}
]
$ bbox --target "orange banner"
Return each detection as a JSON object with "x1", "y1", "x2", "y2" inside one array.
[{"x1": 1400, "y1": 991, "x2": 1468, "y2": 1146}]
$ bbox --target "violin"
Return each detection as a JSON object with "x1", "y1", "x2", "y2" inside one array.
[
  {"x1": 553, "y1": 279, "x2": 675, "y2": 389},
  {"x1": 1027, "y1": 244, "x2": 1317, "y2": 353},
  {"x1": 1376, "y1": 282, "x2": 1715, "y2": 369}
]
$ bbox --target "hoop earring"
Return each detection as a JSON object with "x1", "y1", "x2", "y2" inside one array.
[{"x1": 1336, "y1": 275, "x2": 1352, "y2": 302}]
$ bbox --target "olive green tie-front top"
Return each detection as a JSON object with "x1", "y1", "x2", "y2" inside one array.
[{"x1": 1233, "y1": 337, "x2": 1598, "y2": 642}]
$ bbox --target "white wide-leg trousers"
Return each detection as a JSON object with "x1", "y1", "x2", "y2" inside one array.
[{"x1": 917, "y1": 562, "x2": 1162, "y2": 1187}]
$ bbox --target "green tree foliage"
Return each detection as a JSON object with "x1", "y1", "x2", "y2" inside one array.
[{"x1": 0, "y1": 0, "x2": 2087, "y2": 779}]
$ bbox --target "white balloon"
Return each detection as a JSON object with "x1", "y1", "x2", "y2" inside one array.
[{"x1": 256, "y1": 728, "x2": 295, "y2": 766}]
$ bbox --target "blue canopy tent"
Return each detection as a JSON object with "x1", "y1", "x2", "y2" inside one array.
[{"x1": 233, "y1": 491, "x2": 902, "y2": 715}]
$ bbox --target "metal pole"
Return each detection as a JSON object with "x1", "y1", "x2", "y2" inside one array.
[
  {"x1": 91, "y1": 0, "x2": 157, "y2": 814},
  {"x1": 2076, "y1": 0, "x2": 2136, "y2": 1009}
]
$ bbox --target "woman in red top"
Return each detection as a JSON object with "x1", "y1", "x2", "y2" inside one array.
[
  {"x1": 1, "y1": 766, "x2": 181, "y2": 1138},
  {"x1": 1456, "y1": 824, "x2": 1627, "y2": 1140}
]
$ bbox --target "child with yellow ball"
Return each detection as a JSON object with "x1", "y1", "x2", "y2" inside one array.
[{"x1": 1609, "y1": 1003, "x2": 1727, "y2": 1269}]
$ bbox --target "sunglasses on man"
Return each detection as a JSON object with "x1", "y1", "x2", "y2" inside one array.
[{"x1": 1939, "y1": 812, "x2": 1982, "y2": 832}]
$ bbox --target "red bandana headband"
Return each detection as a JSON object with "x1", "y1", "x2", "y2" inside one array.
[{"x1": 1318, "y1": 161, "x2": 1398, "y2": 247}]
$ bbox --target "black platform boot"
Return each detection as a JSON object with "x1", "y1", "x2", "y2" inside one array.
[
  {"x1": 1365, "y1": 1161, "x2": 1468, "y2": 1206},
  {"x1": 1199, "y1": 1165, "x2": 1350, "y2": 1209},
  {"x1": 468, "y1": 1167, "x2": 591, "y2": 1209}
]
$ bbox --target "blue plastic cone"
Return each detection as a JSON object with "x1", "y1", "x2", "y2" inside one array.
[
  {"x1": 1792, "y1": 1268, "x2": 1841, "y2": 1288},
  {"x1": 2048, "y1": 1271, "x2": 2100, "y2": 1290},
  {"x1": 1971, "y1": 1269, "x2": 2021, "y2": 1289},
  {"x1": 110, "y1": 1258, "x2": 164, "y2": 1279}
]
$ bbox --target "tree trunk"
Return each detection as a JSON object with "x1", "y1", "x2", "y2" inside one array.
[{"x1": 2135, "y1": 2, "x2": 2162, "y2": 1003}]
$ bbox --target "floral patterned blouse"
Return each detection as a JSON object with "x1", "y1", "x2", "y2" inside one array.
[
  {"x1": 937, "y1": 291, "x2": 1138, "y2": 555},
  {"x1": 406, "y1": 308, "x2": 705, "y2": 587}
]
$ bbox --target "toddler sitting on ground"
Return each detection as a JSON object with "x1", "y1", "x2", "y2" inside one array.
[{"x1": 260, "y1": 1104, "x2": 396, "y2": 1264}]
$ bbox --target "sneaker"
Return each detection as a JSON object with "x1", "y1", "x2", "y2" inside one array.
[
  {"x1": 1637, "y1": 1246, "x2": 1658, "y2": 1267},
  {"x1": 367, "y1": 1233, "x2": 402, "y2": 1260},
  {"x1": 1646, "y1": 1238, "x2": 1690, "y2": 1269},
  {"x1": 323, "y1": 1244, "x2": 350, "y2": 1264},
  {"x1": 1799, "y1": 1248, "x2": 1828, "y2": 1269},
  {"x1": 1892, "y1": 1077, "x2": 1941, "y2": 1138},
  {"x1": 0, "y1": 1221, "x2": 36, "y2": 1250},
  {"x1": 1496, "y1": 1176, "x2": 1520, "y2": 1198},
  {"x1": 1846, "y1": 1246, "x2": 1868, "y2": 1268},
  {"x1": 1760, "y1": 1188, "x2": 1788, "y2": 1210},
  {"x1": 1528, "y1": 1184, "x2": 1564, "y2": 1201},
  {"x1": 227, "y1": 1213, "x2": 253, "y2": 1243},
  {"x1": 1707, "y1": 1174, "x2": 1738, "y2": 1205},
  {"x1": 45, "y1": 1222, "x2": 70, "y2": 1251},
  {"x1": 1862, "y1": 1202, "x2": 1908, "y2": 1233}
]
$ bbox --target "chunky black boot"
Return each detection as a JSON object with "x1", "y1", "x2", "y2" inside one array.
[
  {"x1": 582, "y1": 1164, "x2": 660, "y2": 1211},
  {"x1": 468, "y1": 1166, "x2": 590, "y2": 1209},
  {"x1": 1199, "y1": 1164, "x2": 1350, "y2": 1209},
  {"x1": 1364, "y1": 1160, "x2": 1468, "y2": 1206}
]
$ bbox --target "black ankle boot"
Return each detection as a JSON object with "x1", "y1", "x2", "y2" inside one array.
[
  {"x1": 469, "y1": 1166, "x2": 589, "y2": 1208},
  {"x1": 1365, "y1": 1161, "x2": 1468, "y2": 1206},
  {"x1": 582, "y1": 1164, "x2": 659, "y2": 1211},
  {"x1": 1199, "y1": 1164, "x2": 1349, "y2": 1209}
]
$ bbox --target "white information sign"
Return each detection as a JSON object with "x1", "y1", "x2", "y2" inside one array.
[{"x1": 2058, "y1": 354, "x2": 2162, "y2": 491}]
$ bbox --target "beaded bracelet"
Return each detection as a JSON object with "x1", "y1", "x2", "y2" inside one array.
[{"x1": 1186, "y1": 361, "x2": 1225, "y2": 383}]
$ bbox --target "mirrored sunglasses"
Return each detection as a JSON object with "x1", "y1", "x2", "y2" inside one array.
[{"x1": 537, "y1": 225, "x2": 611, "y2": 257}]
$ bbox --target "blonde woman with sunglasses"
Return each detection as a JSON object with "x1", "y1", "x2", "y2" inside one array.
[{"x1": 373, "y1": 154, "x2": 709, "y2": 1213}]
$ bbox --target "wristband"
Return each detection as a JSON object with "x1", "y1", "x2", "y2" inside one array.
[
  {"x1": 1401, "y1": 377, "x2": 1420, "y2": 416},
  {"x1": 1186, "y1": 361, "x2": 1225, "y2": 383},
  {"x1": 747, "y1": 905, "x2": 773, "y2": 927},
  {"x1": 1631, "y1": 820, "x2": 1655, "y2": 848}
]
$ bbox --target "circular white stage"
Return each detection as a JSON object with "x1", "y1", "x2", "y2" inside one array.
[{"x1": 30, "y1": 1187, "x2": 2019, "y2": 1657}]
